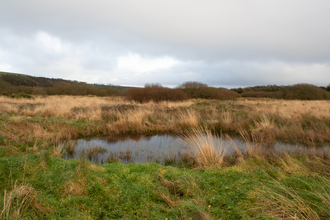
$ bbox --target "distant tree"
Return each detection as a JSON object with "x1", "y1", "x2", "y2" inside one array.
[
  {"x1": 144, "y1": 83, "x2": 163, "y2": 88},
  {"x1": 326, "y1": 84, "x2": 330, "y2": 92},
  {"x1": 231, "y1": 87, "x2": 244, "y2": 94},
  {"x1": 1, "y1": 74, "x2": 37, "y2": 87},
  {"x1": 281, "y1": 84, "x2": 329, "y2": 100},
  {"x1": 0, "y1": 81, "x2": 15, "y2": 95},
  {"x1": 178, "y1": 81, "x2": 209, "y2": 99}
]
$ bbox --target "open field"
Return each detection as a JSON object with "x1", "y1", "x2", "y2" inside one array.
[
  {"x1": 1, "y1": 95, "x2": 330, "y2": 146},
  {"x1": 1, "y1": 95, "x2": 330, "y2": 219}
]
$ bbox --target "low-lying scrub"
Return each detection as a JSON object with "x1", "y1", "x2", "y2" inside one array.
[
  {"x1": 123, "y1": 86, "x2": 188, "y2": 103},
  {"x1": 241, "y1": 83, "x2": 330, "y2": 100},
  {"x1": 178, "y1": 81, "x2": 241, "y2": 100}
]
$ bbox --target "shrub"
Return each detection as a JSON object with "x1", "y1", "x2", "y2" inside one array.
[
  {"x1": 280, "y1": 84, "x2": 330, "y2": 100},
  {"x1": 209, "y1": 88, "x2": 241, "y2": 100},
  {"x1": 0, "y1": 81, "x2": 15, "y2": 95},
  {"x1": 326, "y1": 84, "x2": 330, "y2": 92},
  {"x1": 178, "y1": 81, "x2": 209, "y2": 99},
  {"x1": 178, "y1": 82, "x2": 240, "y2": 100},
  {"x1": 231, "y1": 87, "x2": 244, "y2": 94},
  {"x1": 123, "y1": 86, "x2": 188, "y2": 103}
]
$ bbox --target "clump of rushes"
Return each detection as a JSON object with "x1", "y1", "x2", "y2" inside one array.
[
  {"x1": 0, "y1": 182, "x2": 48, "y2": 219},
  {"x1": 257, "y1": 174, "x2": 330, "y2": 219},
  {"x1": 183, "y1": 127, "x2": 227, "y2": 168}
]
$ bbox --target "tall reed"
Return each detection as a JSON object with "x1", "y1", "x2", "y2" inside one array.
[{"x1": 182, "y1": 128, "x2": 227, "y2": 168}]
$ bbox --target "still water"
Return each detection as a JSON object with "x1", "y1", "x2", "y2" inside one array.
[{"x1": 64, "y1": 135, "x2": 329, "y2": 165}]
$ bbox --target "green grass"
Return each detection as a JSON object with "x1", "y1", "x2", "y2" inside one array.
[
  {"x1": 0, "y1": 154, "x2": 254, "y2": 219},
  {"x1": 0, "y1": 152, "x2": 329, "y2": 219}
]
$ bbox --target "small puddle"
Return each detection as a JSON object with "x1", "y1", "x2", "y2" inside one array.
[{"x1": 64, "y1": 135, "x2": 329, "y2": 165}]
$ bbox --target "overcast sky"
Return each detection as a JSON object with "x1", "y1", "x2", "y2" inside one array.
[{"x1": 1, "y1": 0, "x2": 330, "y2": 88}]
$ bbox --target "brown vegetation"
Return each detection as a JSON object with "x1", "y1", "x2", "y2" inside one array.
[
  {"x1": 240, "y1": 83, "x2": 330, "y2": 100},
  {"x1": 178, "y1": 81, "x2": 241, "y2": 100},
  {"x1": 0, "y1": 182, "x2": 49, "y2": 219},
  {"x1": 123, "y1": 86, "x2": 188, "y2": 103},
  {"x1": 1, "y1": 96, "x2": 330, "y2": 147}
]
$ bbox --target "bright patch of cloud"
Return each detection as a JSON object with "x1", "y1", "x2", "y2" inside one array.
[
  {"x1": 116, "y1": 53, "x2": 181, "y2": 73},
  {"x1": 0, "y1": 63, "x2": 19, "y2": 73},
  {"x1": 35, "y1": 31, "x2": 70, "y2": 53}
]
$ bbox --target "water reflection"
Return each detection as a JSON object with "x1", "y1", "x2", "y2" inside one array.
[
  {"x1": 64, "y1": 135, "x2": 329, "y2": 165},
  {"x1": 65, "y1": 135, "x2": 186, "y2": 164}
]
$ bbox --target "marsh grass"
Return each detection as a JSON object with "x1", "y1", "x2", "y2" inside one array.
[
  {"x1": 257, "y1": 174, "x2": 330, "y2": 219},
  {"x1": 52, "y1": 143, "x2": 64, "y2": 158},
  {"x1": 183, "y1": 128, "x2": 227, "y2": 168},
  {"x1": 176, "y1": 109, "x2": 199, "y2": 129},
  {"x1": 119, "y1": 148, "x2": 132, "y2": 161},
  {"x1": 1, "y1": 96, "x2": 330, "y2": 146},
  {"x1": 108, "y1": 151, "x2": 119, "y2": 163},
  {"x1": 0, "y1": 182, "x2": 47, "y2": 219}
]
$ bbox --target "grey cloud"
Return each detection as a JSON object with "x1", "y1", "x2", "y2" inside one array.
[{"x1": 0, "y1": 0, "x2": 330, "y2": 87}]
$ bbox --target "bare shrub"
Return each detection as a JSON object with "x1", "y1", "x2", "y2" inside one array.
[
  {"x1": 178, "y1": 81, "x2": 240, "y2": 100},
  {"x1": 123, "y1": 86, "x2": 188, "y2": 103},
  {"x1": 281, "y1": 84, "x2": 330, "y2": 100}
]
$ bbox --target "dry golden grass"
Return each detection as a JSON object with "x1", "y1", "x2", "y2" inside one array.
[
  {"x1": 52, "y1": 143, "x2": 64, "y2": 158},
  {"x1": 0, "y1": 182, "x2": 48, "y2": 219},
  {"x1": 236, "y1": 99, "x2": 330, "y2": 119},
  {"x1": 256, "y1": 172, "x2": 330, "y2": 220},
  {"x1": 183, "y1": 128, "x2": 227, "y2": 168},
  {"x1": 1, "y1": 96, "x2": 329, "y2": 121},
  {"x1": 62, "y1": 180, "x2": 87, "y2": 197},
  {"x1": 176, "y1": 109, "x2": 199, "y2": 129},
  {"x1": 253, "y1": 115, "x2": 274, "y2": 131},
  {"x1": 1, "y1": 96, "x2": 330, "y2": 146}
]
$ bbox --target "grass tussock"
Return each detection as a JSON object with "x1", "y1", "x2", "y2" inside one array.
[
  {"x1": 257, "y1": 175, "x2": 330, "y2": 220},
  {"x1": 1, "y1": 182, "x2": 48, "y2": 219},
  {"x1": 183, "y1": 128, "x2": 227, "y2": 168}
]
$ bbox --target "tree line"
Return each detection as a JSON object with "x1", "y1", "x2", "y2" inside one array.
[{"x1": 1, "y1": 72, "x2": 329, "y2": 101}]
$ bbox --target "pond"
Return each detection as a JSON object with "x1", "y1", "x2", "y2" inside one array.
[{"x1": 64, "y1": 135, "x2": 329, "y2": 165}]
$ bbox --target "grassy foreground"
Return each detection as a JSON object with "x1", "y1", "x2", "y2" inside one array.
[
  {"x1": 1, "y1": 151, "x2": 330, "y2": 219},
  {"x1": 0, "y1": 96, "x2": 330, "y2": 219}
]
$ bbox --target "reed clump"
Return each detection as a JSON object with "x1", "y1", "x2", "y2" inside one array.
[
  {"x1": 183, "y1": 128, "x2": 227, "y2": 168},
  {"x1": 256, "y1": 173, "x2": 330, "y2": 219},
  {"x1": 0, "y1": 182, "x2": 48, "y2": 219}
]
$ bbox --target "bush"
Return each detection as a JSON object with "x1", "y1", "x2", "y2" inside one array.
[
  {"x1": 0, "y1": 81, "x2": 15, "y2": 95},
  {"x1": 178, "y1": 82, "x2": 209, "y2": 99},
  {"x1": 326, "y1": 84, "x2": 330, "y2": 92},
  {"x1": 178, "y1": 82, "x2": 240, "y2": 100},
  {"x1": 123, "y1": 85, "x2": 188, "y2": 103},
  {"x1": 206, "y1": 87, "x2": 241, "y2": 100},
  {"x1": 280, "y1": 84, "x2": 330, "y2": 100}
]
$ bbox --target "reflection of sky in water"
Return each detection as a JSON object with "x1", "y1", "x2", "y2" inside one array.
[{"x1": 65, "y1": 135, "x2": 330, "y2": 165}]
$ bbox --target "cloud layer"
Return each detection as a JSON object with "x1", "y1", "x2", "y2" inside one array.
[{"x1": 1, "y1": 0, "x2": 330, "y2": 87}]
